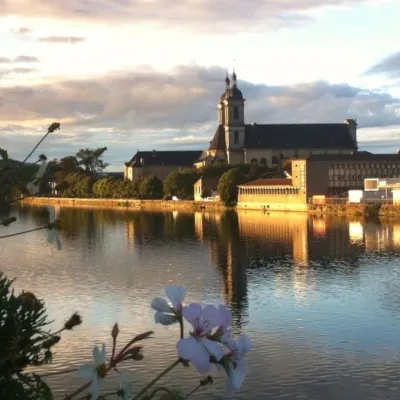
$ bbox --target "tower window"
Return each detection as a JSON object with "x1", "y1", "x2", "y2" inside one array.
[
  {"x1": 233, "y1": 106, "x2": 239, "y2": 119},
  {"x1": 234, "y1": 131, "x2": 239, "y2": 144}
]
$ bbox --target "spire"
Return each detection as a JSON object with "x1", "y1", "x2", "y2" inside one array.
[
  {"x1": 225, "y1": 72, "x2": 230, "y2": 90},
  {"x1": 231, "y1": 68, "x2": 237, "y2": 88}
]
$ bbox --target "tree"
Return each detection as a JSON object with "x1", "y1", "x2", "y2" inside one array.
[
  {"x1": 164, "y1": 169, "x2": 200, "y2": 199},
  {"x1": 140, "y1": 175, "x2": 163, "y2": 199},
  {"x1": 75, "y1": 147, "x2": 109, "y2": 175},
  {"x1": 217, "y1": 168, "x2": 246, "y2": 206}
]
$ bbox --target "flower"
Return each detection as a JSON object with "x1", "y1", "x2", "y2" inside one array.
[
  {"x1": 177, "y1": 304, "x2": 224, "y2": 373},
  {"x1": 78, "y1": 343, "x2": 107, "y2": 400},
  {"x1": 118, "y1": 374, "x2": 133, "y2": 400},
  {"x1": 26, "y1": 160, "x2": 47, "y2": 195},
  {"x1": 151, "y1": 285, "x2": 185, "y2": 325},
  {"x1": 212, "y1": 305, "x2": 233, "y2": 343},
  {"x1": 46, "y1": 206, "x2": 62, "y2": 250},
  {"x1": 224, "y1": 334, "x2": 252, "y2": 392}
]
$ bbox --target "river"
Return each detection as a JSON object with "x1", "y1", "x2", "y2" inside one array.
[{"x1": 2, "y1": 205, "x2": 400, "y2": 399}]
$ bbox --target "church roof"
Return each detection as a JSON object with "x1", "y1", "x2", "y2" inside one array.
[
  {"x1": 220, "y1": 85, "x2": 244, "y2": 102},
  {"x1": 125, "y1": 150, "x2": 203, "y2": 167},
  {"x1": 239, "y1": 178, "x2": 293, "y2": 187},
  {"x1": 208, "y1": 125, "x2": 226, "y2": 150},
  {"x1": 244, "y1": 123, "x2": 356, "y2": 150}
]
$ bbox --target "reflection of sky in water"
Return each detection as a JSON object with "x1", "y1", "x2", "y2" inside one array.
[{"x1": 3, "y1": 206, "x2": 400, "y2": 399}]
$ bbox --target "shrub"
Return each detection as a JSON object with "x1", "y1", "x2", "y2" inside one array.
[
  {"x1": 217, "y1": 168, "x2": 246, "y2": 206},
  {"x1": 140, "y1": 175, "x2": 163, "y2": 199}
]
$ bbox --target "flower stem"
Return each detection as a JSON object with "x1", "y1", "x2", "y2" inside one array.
[
  {"x1": 0, "y1": 226, "x2": 47, "y2": 239},
  {"x1": 180, "y1": 319, "x2": 184, "y2": 339},
  {"x1": 132, "y1": 359, "x2": 181, "y2": 399},
  {"x1": 40, "y1": 367, "x2": 77, "y2": 377},
  {"x1": 149, "y1": 387, "x2": 173, "y2": 398},
  {"x1": 64, "y1": 381, "x2": 91, "y2": 399},
  {"x1": 18, "y1": 130, "x2": 51, "y2": 172},
  {"x1": 184, "y1": 384, "x2": 202, "y2": 399}
]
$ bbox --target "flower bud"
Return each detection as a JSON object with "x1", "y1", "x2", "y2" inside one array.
[
  {"x1": 64, "y1": 312, "x2": 82, "y2": 330},
  {"x1": 112, "y1": 323, "x2": 119, "y2": 339},
  {"x1": 38, "y1": 154, "x2": 47, "y2": 161},
  {"x1": 42, "y1": 335, "x2": 61, "y2": 349},
  {"x1": 18, "y1": 291, "x2": 43, "y2": 311},
  {"x1": 48, "y1": 122, "x2": 61, "y2": 133}
]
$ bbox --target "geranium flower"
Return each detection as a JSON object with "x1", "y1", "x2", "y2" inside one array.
[
  {"x1": 151, "y1": 285, "x2": 185, "y2": 325},
  {"x1": 46, "y1": 206, "x2": 62, "y2": 250},
  {"x1": 177, "y1": 304, "x2": 224, "y2": 373},
  {"x1": 78, "y1": 343, "x2": 107, "y2": 399},
  {"x1": 118, "y1": 374, "x2": 133, "y2": 400},
  {"x1": 224, "y1": 334, "x2": 252, "y2": 392},
  {"x1": 212, "y1": 305, "x2": 233, "y2": 343}
]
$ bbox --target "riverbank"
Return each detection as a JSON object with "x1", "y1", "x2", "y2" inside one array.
[
  {"x1": 20, "y1": 197, "x2": 400, "y2": 219},
  {"x1": 21, "y1": 196, "x2": 227, "y2": 212}
]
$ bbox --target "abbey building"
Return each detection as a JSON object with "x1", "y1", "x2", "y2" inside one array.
[{"x1": 195, "y1": 71, "x2": 358, "y2": 168}]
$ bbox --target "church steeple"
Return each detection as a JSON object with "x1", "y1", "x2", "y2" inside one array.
[
  {"x1": 231, "y1": 69, "x2": 237, "y2": 88},
  {"x1": 225, "y1": 73, "x2": 230, "y2": 90}
]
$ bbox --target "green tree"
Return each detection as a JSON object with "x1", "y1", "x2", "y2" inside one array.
[
  {"x1": 92, "y1": 177, "x2": 115, "y2": 198},
  {"x1": 74, "y1": 176, "x2": 94, "y2": 197},
  {"x1": 75, "y1": 147, "x2": 109, "y2": 175},
  {"x1": 217, "y1": 168, "x2": 246, "y2": 206},
  {"x1": 164, "y1": 169, "x2": 200, "y2": 199},
  {"x1": 140, "y1": 175, "x2": 163, "y2": 199}
]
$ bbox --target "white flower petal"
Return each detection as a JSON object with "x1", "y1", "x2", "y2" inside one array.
[
  {"x1": 93, "y1": 343, "x2": 106, "y2": 365},
  {"x1": 202, "y1": 305, "x2": 220, "y2": 331},
  {"x1": 190, "y1": 346, "x2": 212, "y2": 374},
  {"x1": 177, "y1": 336, "x2": 201, "y2": 360},
  {"x1": 47, "y1": 229, "x2": 55, "y2": 244},
  {"x1": 78, "y1": 364, "x2": 94, "y2": 378},
  {"x1": 56, "y1": 234, "x2": 62, "y2": 251},
  {"x1": 90, "y1": 375, "x2": 103, "y2": 400},
  {"x1": 154, "y1": 311, "x2": 176, "y2": 325},
  {"x1": 166, "y1": 285, "x2": 185, "y2": 309},
  {"x1": 238, "y1": 334, "x2": 252, "y2": 357},
  {"x1": 182, "y1": 303, "x2": 202, "y2": 326},
  {"x1": 151, "y1": 297, "x2": 171, "y2": 313},
  {"x1": 36, "y1": 161, "x2": 47, "y2": 178},
  {"x1": 202, "y1": 337, "x2": 224, "y2": 361},
  {"x1": 229, "y1": 361, "x2": 246, "y2": 391}
]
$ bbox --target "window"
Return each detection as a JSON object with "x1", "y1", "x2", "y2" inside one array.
[
  {"x1": 234, "y1": 131, "x2": 239, "y2": 144},
  {"x1": 233, "y1": 106, "x2": 239, "y2": 119}
]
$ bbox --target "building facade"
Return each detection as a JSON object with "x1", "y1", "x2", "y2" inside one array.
[
  {"x1": 124, "y1": 150, "x2": 203, "y2": 181},
  {"x1": 237, "y1": 153, "x2": 400, "y2": 210},
  {"x1": 195, "y1": 71, "x2": 358, "y2": 168}
]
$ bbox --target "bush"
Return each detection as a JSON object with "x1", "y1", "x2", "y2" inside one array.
[
  {"x1": 217, "y1": 168, "x2": 246, "y2": 206},
  {"x1": 140, "y1": 175, "x2": 163, "y2": 199},
  {"x1": 164, "y1": 169, "x2": 200, "y2": 199}
]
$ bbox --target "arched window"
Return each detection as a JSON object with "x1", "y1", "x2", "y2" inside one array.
[
  {"x1": 234, "y1": 131, "x2": 239, "y2": 144},
  {"x1": 233, "y1": 106, "x2": 239, "y2": 119}
]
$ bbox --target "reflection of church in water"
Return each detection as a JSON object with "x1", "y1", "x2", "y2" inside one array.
[{"x1": 126, "y1": 210, "x2": 400, "y2": 318}]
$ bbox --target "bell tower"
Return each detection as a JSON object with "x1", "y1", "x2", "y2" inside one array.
[{"x1": 223, "y1": 70, "x2": 245, "y2": 158}]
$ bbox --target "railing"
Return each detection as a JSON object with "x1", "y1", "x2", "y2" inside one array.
[{"x1": 308, "y1": 197, "x2": 395, "y2": 205}]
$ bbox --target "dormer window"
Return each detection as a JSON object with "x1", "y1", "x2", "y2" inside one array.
[{"x1": 233, "y1": 106, "x2": 239, "y2": 119}]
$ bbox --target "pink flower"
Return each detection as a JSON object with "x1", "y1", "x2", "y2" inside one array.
[
  {"x1": 177, "y1": 304, "x2": 224, "y2": 373},
  {"x1": 151, "y1": 286, "x2": 185, "y2": 325},
  {"x1": 224, "y1": 334, "x2": 251, "y2": 392},
  {"x1": 212, "y1": 305, "x2": 233, "y2": 343}
]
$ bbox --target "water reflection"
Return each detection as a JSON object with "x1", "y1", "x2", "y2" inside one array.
[{"x1": 5, "y1": 205, "x2": 400, "y2": 399}]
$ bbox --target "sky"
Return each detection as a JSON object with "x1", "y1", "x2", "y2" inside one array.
[{"x1": 1, "y1": 0, "x2": 400, "y2": 171}]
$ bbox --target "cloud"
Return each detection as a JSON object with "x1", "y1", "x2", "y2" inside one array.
[
  {"x1": 0, "y1": 0, "x2": 394, "y2": 32},
  {"x1": 365, "y1": 51, "x2": 400, "y2": 78},
  {"x1": 0, "y1": 57, "x2": 11, "y2": 63},
  {"x1": 0, "y1": 64, "x2": 400, "y2": 169},
  {"x1": 13, "y1": 55, "x2": 40, "y2": 63},
  {"x1": 11, "y1": 27, "x2": 34, "y2": 35},
  {"x1": 37, "y1": 36, "x2": 86, "y2": 44},
  {"x1": 0, "y1": 67, "x2": 38, "y2": 77}
]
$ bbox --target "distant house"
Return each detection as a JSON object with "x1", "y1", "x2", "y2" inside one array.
[
  {"x1": 124, "y1": 150, "x2": 203, "y2": 181},
  {"x1": 193, "y1": 177, "x2": 220, "y2": 201}
]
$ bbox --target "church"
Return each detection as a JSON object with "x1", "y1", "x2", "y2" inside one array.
[{"x1": 194, "y1": 71, "x2": 358, "y2": 168}]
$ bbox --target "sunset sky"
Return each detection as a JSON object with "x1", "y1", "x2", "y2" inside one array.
[{"x1": 1, "y1": 0, "x2": 400, "y2": 170}]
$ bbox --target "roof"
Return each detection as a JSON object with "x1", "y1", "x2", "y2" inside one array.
[
  {"x1": 244, "y1": 123, "x2": 356, "y2": 150},
  {"x1": 220, "y1": 85, "x2": 244, "y2": 102},
  {"x1": 208, "y1": 125, "x2": 226, "y2": 151},
  {"x1": 239, "y1": 178, "x2": 293, "y2": 187},
  {"x1": 125, "y1": 150, "x2": 203, "y2": 167},
  {"x1": 294, "y1": 153, "x2": 400, "y2": 162}
]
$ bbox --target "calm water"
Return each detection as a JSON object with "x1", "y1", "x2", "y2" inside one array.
[{"x1": 2, "y1": 205, "x2": 400, "y2": 399}]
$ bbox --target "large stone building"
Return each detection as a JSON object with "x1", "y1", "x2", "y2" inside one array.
[
  {"x1": 195, "y1": 71, "x2": 358, "y2": 167},
  {"x1": 124, "y1": 150, "x2": 202, "y2": 181},
  {"x1": 237, "y1": 153, "x2": 400, "y2": 210}
]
